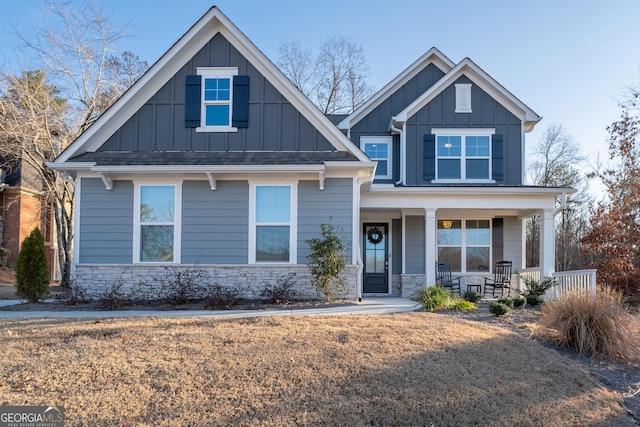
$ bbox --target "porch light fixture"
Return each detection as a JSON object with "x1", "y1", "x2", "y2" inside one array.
[{"x1": 442, "y1": 220, "x2": 453, "y2": 229}]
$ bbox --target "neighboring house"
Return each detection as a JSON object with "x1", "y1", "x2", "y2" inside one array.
[
  {"x1": 0, "y1": 157, "x2": 58, "y2": 280},
  {"x1": 49, "y1": 7, "x2": 571, "y2": 299}
]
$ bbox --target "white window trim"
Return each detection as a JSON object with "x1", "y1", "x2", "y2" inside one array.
[
  {"x1": 361, "y1": 136, "x2": 393, "y2": 180},
  {"x1": 248, "y1": 180, "x2": 298, "y2": 264},
  {"x1": 196, "y1": 67, "x2": 238, "y2": 133},
  {"x1": 133, "y1": 180, "x2": 183, "y2": 264},
  {"x1": 437, "y1": 218, "x2": 492, "y2": 273},
  {"x1": 455, "y1": 83, "x2": 472, "y2": 113},
  {"x1": 432, "y1": 128, "x2": 495, "y2": 183}
]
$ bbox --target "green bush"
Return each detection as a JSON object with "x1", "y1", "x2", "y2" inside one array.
[
  {"x1": 15, "y1": 228, "x2": 49, "y2": 303},
  {"x1": 526, "y1": 295, "x2": 545, "y2": 306},
  {"x1": 489, "y1": 301, "x2": 511, "y2": 316},
  {"x1": 415, "y1": 285, "x2": 452, "y2": 311},
  {"x1": 451, "y1": 300, "x2": 477, "y2": 312},
  {"x1": 497, "y1": 297, "x2": 514, "y2": 308},
  {"x1": 520, "y1": 276, "x2": 557, "y2": 303},
  {"x1": 512, "y1": 297, "x2": 526, "y2": 307},
  {"x1": 306, "y1": 224, "x2": 348, "y2": 301},
  {"x1": 462, "y1": 290, "x2": 481, "y2": 303}
]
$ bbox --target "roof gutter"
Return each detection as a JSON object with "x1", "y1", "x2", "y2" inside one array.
[{"x1": 390, "y1": 117, "x2": 405, "y2": 186}]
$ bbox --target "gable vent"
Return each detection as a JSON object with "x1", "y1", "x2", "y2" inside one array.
[{"x1": 455, "y1": 83, "x2": 472, "y2": 113}]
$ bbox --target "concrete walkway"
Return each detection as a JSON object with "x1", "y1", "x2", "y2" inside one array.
[{"x1": 0, "y1": 297, "x2": 421, "y2": 319}]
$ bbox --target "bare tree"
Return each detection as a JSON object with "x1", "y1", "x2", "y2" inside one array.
[
  {"x1": 1, "y1": 1, "x2": 147, "y2": 286},
  {"x1": 525, "y1": 124, "x2": 589, "y2": 270},
  {"x1": 278, "y1": 36, "x2": 375, "y2": 114}
]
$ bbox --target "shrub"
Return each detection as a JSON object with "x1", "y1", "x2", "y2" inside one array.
[
  {"x1": 97, "y1": 281, "x2": 137, "y2": 310},
  {"x1": 0, "y1": 247, "x2": 10, "y2": 268},
  {"x1": 512, "y1": 297, "x2": 526, "y2": 307},
  {"x1": 526, "y1": 295, "x2": 544, "y2": 306},
  {"x1": 497, "y1": 297, "x2": 514, "y2": 308},
  {"x1": 538, "y1": 287, "x2": 640, "y2": 363},
  {"x1": 260, "y1": 273, "x2": 298, "y2": 304},
  {"x1": 306, "y1": 224, "x2": 348, "y2": 301},
  {"x1": 201, "y1": 284, "x2": 243, "y2": 310},
  {"x1": 451, "y1": 300, "x2": 477, "y2": 312},
  {"x1": 161, "y1": 265, "x2": 209, "y2": 305},
  {"x1": 463, "y1": 290, "x2": 481, "y2": 303},
  {"x1": 520, "y1": 276, "x2": 557, "y2": 303},
  {"x1": 15, "y1": 228, "x2": 49, "y2": 303},
  {"x1": 416, "y1": 285, "x2": 452, "y2": 311},
  {"x1": 489, "y1": 301, "x2": 511, "y2": 316}
]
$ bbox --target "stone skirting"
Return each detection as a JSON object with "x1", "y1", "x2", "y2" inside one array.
[{"x1": 73, "y1": 264, "x2": 359, "y2": 301}]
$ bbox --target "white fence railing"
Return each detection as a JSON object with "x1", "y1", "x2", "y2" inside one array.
[{"x1": 517, "y1": 268, "x2": 597, "y2": 300}]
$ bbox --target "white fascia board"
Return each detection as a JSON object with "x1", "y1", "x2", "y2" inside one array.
[
  {"x1": 366, "y1": 185, "x2": 574, "y2": 196},
  {"x1": 89, "y1": 164, "x2": 327, "y2": 174},
  {"x1": 54, "y1": 7, "x2": 370, "y2": 165},
  {"x1": 46, "y1": 161, "x2": 96, "y2": 171},
  {"x1": 337, "y1": 47, "x2": 455, "y2": 130},
  {"x1": 394, "y1": 59, "x2": 542, "y2": 131}
]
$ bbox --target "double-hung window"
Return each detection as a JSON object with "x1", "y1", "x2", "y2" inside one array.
[
  {"x1": 361, "y1": 136, "x2": 392, "y2": 180},
  {"x1": 197, "y1": 68, "x2": 238, "y2": 131},
  {"x1": 434, "y1": 129, "x2": 494, "y2": 181},
  {"x1": 134, "y1": 183, "x2": 182, "y2": 263},
  {"x1": 249, "y1": 183, "x2": 297, "y2": 263},
  {"x1": 437, "y1": 219, "x2": 490, "y2": 272}
]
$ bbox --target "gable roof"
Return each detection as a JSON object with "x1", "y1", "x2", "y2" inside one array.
[
  {"x1": 392, "y1": 58, "x2": 542, "y2": 132},
  {"x1": 337, "y1": 47, "x2": 455, "y2": 130},
  {"x1": 53, "y1": 6, "x2": 370, "y2": 165}
]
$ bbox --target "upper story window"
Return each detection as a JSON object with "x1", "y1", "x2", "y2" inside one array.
[
  {"x1": 455, "y1": 83, "x2": 472, "y2": 113},
  {"x1": 433, "y1": 129, "x2": 494, "y2": 182},
  {"x1": 185, "y1": 68, "x2": 249, "y2": 131},
  {"x1": 197, "y1": 68, "x2": 238, "y2": 132},
  {"x1": 361, "y1": 136, "x2": 392, "y2": 180},
  {"x1": 133, "y1": 182, "x2": 182, "y2": 263}
]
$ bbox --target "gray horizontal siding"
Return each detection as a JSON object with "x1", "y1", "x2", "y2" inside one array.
[
  {"x1": 405, "y1": 75, "x2": 523, "y2": 186},
  {"x1": 503, "y1": 216, "x2": 523, "y2": 270},
  {"x1": 405, "y1": 216, "x2": 425, "y2": 274},
  {"x1": 79, "y1": 178, "x2": 134, "y2": 263},
  {"x1": 100, "y1": 33, "x2": 335, "y2": 154},
  {"x1": 181, "y1": 180, "x2": 249, "y2": 264},
  {"x1": 297, "y1": 178, "x2": 353, "y2": 263}
]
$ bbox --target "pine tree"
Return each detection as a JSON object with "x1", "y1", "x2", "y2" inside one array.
[{"x1": 15, "y1": 228, "x2": 49, "y2": 303}]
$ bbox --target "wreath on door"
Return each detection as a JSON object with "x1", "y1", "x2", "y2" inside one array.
[{"x1": 367, "y1": 227, "x2": 383, "y2": 244}]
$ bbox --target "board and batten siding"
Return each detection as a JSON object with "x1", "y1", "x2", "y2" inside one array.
[
  {"x1": 405, "y1": 75, "x2": 523, "y2": 186},
  {"x1": 79, "y1": 178, "x2": 134, "y2": 264},
  {"x1": 99, "y1": 33, "x2": 335, "y2": 153},
  {"x1": 502, "y1": 216, "x2": 523, "y2": 270},
  {"x1": 392, "y1": 218, "x2": 403, "y2": 274},
  {"x1": 405, "y1": 216, "x2": 425, "y2": 274},
  {"x1": 297, "y1": 178, "x2": 353, "y2": 262},
  {"x1": 181, "y1": 180, "x2": 249, "y2": 264}
]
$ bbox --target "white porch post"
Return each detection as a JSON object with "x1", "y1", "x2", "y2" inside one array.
[
  {"x1": 425, "y1": 208, "x2": 437, "y2": 286},
  {"x1": 540, "y1": 208, "x2": 555, "y2": 279}
]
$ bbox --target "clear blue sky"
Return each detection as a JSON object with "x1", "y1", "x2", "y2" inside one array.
[{"x1": 1, "y1": 0, "x2": 639, "y2": 173}]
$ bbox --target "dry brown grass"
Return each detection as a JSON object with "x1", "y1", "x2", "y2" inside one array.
[
  {"x1": 0, "y1": 313, "x2": 632, "y2": 426},
  {"x1": 539, "y1": 287, "x2": 640, "y2": 363}
]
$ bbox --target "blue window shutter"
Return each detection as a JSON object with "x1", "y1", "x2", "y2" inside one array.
[
  {"x1": 185, "y1": 75, "x2": 201, "y2": 127},
  {"x1": 492, "y1": 134, "x2": 504, "y2": 181},
  {"x1": 423, "y1": 134, "x2": 436, "y2": 180},
  {"x1": 232, "y1": 75, "x2": 249, "y2": 128}
]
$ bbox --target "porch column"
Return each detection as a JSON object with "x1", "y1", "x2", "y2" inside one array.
[
  {"x1": 539, "y1": 209, "x2": 555, "y2": 278},
  {"x1": 425, "y1": 208, "x2": 437, "y2": 286}
]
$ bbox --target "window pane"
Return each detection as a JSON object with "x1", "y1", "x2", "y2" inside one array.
[
  {"x1": 204, "y1": 78, "x2": 230, "y2": 101},
  {"x1": 375, "y1": 161, "x2": 388, "y2": 176},
  {"x1": 465, "y1": 136, "x2": 490, "y2": 157},
  {"x1": 466, "y1": 220, "x2": 490, "y2": 245},
  {"x1": 141, "y1": 225, "x2": 174, "y2": 262},
  {"x1": 205, "y1": 105, "x2": 230, "y2": 126},
  {"x1": 437, "y1": 136, "x2": 461, "y2": 156},
  {"x1": 438, "y1": 159, "x2": 461, "y2": 179},
  {"x1": 438, "y1": 247, "x2": 461, "y2": 272},
  {"x1": 256, "y1": 226, "x2": 290, "y2": 262},
  {"x1": 256, "y1": 186, "x2": 290, "y2": 222},
  {"x1": 140, "y1": 186, "x2": 174, "y2": 222},
  {"x1": 437, "y1": 220, "x2": 462, "y2": 245},
  {"x1": 466, "y1": 159, "x2": 489, "y2": 179},
  {"x1": 466, "y1": 247, "x2": 490, "y2": 272}
]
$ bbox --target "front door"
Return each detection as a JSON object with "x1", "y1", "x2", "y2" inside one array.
[{"x1": 363, "y1": 223, "x2": 388, "y2": 293}]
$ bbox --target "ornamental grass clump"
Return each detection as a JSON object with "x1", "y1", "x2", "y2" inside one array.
[
  {"x1": 416, "y1": 286, "x2": 477, "y2": 312},
  {"x1": 539, "y1": 287, "x2": 640, "y2": 363}
]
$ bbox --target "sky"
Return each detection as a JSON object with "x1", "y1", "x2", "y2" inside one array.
[{"x1": 1, "y1": 0, "x2": 639, "y2": 183}]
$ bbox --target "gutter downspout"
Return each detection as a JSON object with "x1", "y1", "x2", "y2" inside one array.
[
  {"x1": 390, "y1": 118, "x2": 405, "y2": 186},
  {"x1": 355, "y1": 176, "x2": 371, "y2": 302}
]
